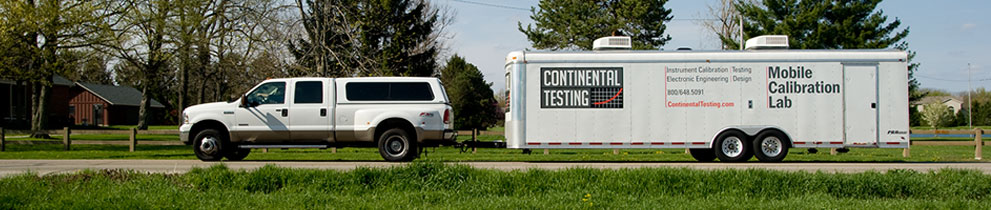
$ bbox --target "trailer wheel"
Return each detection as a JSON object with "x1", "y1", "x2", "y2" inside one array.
[
  {"x1": 193, "y1": 129, "x2": 225, "y2": 161},
  {"x1": 753, "y1": 130, "x2": 789, "y2": 162},
  {"x1": 689, "y1": 149, "x2": 716, "y2": 162},
  {"x1": 378, "y1": 128, "x2": 419, "y2": 162},
  {"x1": 714, "y1": 130, "x2": 753, "y2": 162},
  {"x1": 224, "y1": 147, "x2": 251, "y2": 161}
]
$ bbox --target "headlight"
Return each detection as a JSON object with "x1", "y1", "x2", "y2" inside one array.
[{"x1": 183, "y1": 113, "x2": 189, "y2": 124}]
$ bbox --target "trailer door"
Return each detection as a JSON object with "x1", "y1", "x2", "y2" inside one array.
[{"x1": 843, "y1": 64, "x2": 878, "y2": 145}]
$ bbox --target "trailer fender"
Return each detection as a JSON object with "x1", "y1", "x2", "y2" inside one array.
[{"x1": 710, "y1": 126, "x2": 794, "y2": 147}]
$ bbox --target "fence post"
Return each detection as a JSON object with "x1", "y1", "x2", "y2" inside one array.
[
  {"x1": 543, "y1": 148, "x2": 549, "y2": 155},
  {"x1": 129, "y1": 128, "x2": 137, "y2": 152},
  {"x1": 472, "y1": 129, "x2": 478, "y2": 154},
  {"x1": 1, "y1": 127, "x2": 5, "y2": 152},
  {"x1": 976, "y1": 128, "x2": 984, "y2": 160},
  {"x1": 614, "y1": 149, "x2": 620, "y2": 155},
  {"x1": 331, "y1": 147, "x2": 336, "y2": 153},
  {"x1": 63, "y1": 127, "x2": 71, "y2": 151},
  {"x1": 830, "y1": 148, "x2": 838, "y2": 155},
  {"x1": 902, "y1": 142, "x2": 910, "y2": 158}
]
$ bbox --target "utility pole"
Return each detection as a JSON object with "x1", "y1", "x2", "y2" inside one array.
[
  {"x1": 968, "y1": 63, "x2": 973, "y2": 129},
  {"x1": 739, "y1": 14, "x2": 744, "y2": 50}
]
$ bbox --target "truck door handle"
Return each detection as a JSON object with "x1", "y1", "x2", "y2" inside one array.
[
  {"x1": 871, "y1": 103, "x2": 876, "y2": 109},
  {"x1": 275, "y1": 108, "x2": 288, "y2": 117},
  {"x1": 320, "y1": 108, "x2": 327, "y2": 117}
]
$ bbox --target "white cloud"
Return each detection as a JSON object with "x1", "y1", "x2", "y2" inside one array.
[{"x1": 961, "y1": 23, "x2": 977, "y2": 31}]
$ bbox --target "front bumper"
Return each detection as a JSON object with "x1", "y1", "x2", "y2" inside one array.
[{"x1": 180, "y1": 131, "x2": 191, "y2": 145}]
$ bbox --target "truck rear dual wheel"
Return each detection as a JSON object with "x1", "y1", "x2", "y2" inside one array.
[
  {"x1": 753, "y1": 130, "x2": 789, "y2": 162},
  {"x1": 224, "y1": 148, "x2": 251, "y2": 161},
  {"x1": 715, "y1": 131, "x2": 753, "y2": 162},
  {"x1": 378, "y1": 128, "x2": 419, "y2": 162}
]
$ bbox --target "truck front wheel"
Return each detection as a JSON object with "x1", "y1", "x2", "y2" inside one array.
[
  {"x1": 378, "y1": 128, "x2": 419, "y2": 162},
  {"x1": 714, "y1": 130, "x2": 753, "y2": 162},
  {"x1": 193, "y1": 129, "x2": 226, "y2": 161}
]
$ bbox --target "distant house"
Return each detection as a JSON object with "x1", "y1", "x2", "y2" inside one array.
[
  {"x1": 914, "y1": 96, "x2": 964, "y2": 114},
  {"x1": 69, "y1": 82, "x2": 165, "y2": 126},
  {"x1": 0, "y1": 75, "x2": 74, "y2": 128}
]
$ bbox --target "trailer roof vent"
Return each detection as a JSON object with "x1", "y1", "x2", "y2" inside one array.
[
  {"x1": 593, "y1": 36, "x2": 632, "y2": 50},
  {"x1": 745, "y1": 35, "x2": 789, "y2": 50}
]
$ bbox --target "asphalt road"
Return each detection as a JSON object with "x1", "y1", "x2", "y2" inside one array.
[{"x1": 1, "y1": 160, "x2": 991, "y2": 177}]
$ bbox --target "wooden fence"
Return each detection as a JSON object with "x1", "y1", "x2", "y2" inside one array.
[
  {"x1": 910, "y1": 128, "x2": 985, "y2": 160},
  {"x1": 0, "y1": 127, "x2": 183, "y2": 152}
]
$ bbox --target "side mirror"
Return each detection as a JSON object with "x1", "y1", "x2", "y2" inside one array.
[{"x1": 239, "y1": 95, "x2": 248, "y2": 107}]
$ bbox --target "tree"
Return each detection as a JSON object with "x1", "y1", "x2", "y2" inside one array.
[
  {"x1": 440, "y1": 55, "x2": 498, "y2": 131},
  {"x1": 701, "y1": 0, "x2": 748, "y2": 50},
  {"x1": 519, "y1": 0, "x2": 674, "y2": 50},
  {"x1": 288, "y1": 0, "x2": 446, "y2": 77},
  {"x1": 107, "y1": 0, "x2": 174, "y2": 130},
  {"x1": 0, "y1": 0, "x2": 119, "y2": 135},
  {"x1": 726, "y1": 0, "x2": 907, "y2": 49},
  {"x1": 921, "y1": 102, "x2": 953, "y2": 130}
]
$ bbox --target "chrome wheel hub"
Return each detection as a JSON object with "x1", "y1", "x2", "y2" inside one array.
[
  {"x1": 721, "y1": 136, "x2": 743, "y2": 157},
  {"x1": 761, "y1": 137, "x2": 783, "y2": 157},
  {"x1": 387, "y1": 137, "x2": 405, "y2": 155},
  {"x1": 199, "y1": 136, "x2": 218, "y2": 154}
]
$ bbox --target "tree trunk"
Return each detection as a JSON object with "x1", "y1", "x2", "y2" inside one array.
[
  {"x1": 30, "y1": 82, "x2": 51, "y2": 138},
  {"x1": 136, "y1": 86, "x2": 150, "y2": 130},
  {"x1": 179, "y1": 49, "x2": 188, "y2": 116}
]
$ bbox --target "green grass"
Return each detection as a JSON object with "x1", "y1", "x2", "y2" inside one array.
[
  {"x1": 0, "y1": 133, "x2": 987, "y2": 162},
  {"x1": 2, "y1": 162, "x2": 991, "y2": 209},
  {"x1": 1, "y1": 141, "x2": 990, "y2": 162}
]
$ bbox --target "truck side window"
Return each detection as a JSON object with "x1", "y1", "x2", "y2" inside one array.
[
  {"x1": 390, "y1": 83, "x2": 434, "y2": 100},
  {"x1": 346, "y1": 82, "x2": 434, "y2": 101},
  {"x1": 247, "y1": 82, "x2": 286, "y2": 105},
  {"x1": 294, "y1": 81, "x2": 323, "y2": 104}
]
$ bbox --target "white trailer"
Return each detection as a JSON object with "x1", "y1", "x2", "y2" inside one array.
[{"x1": 503, "y1": 36, "x2": 910, "y2": 162}]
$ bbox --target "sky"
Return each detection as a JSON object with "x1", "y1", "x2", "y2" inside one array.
[{"x1": 432, "y1": 0, "x2": 990, "y2": 94}]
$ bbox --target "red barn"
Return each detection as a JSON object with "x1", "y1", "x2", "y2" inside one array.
[
  {"x1": 69, "y1": 82, "x2": 165, "y2": 126},
  {"x1": 0, "y1": 75, "x2": 74, "y2": 128}
]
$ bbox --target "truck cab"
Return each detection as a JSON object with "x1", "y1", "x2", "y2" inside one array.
[{"x1": 179, "y1": 77, "x2": 456, "y2": 162}]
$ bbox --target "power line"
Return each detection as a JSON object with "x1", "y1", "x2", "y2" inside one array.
[
  {"x1": 451, "y1": 0, "x2": 530, "y2": 11},
  {"x1": 448, "y1": 0, "x2": 719, "y2": 21},
  {"x1": 917, "y1": 75, "x2": 991, "y2": 82}
]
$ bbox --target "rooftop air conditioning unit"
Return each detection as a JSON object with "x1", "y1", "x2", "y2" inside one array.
[
  {"x1": 593, "y1": 36, "x2": 632, "y2": 50},
  {"x1": 745, "y1": 35, "x2": 789, "y2": 50}
]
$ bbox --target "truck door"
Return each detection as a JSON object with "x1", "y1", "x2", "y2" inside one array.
[
  {"x1": 843, "y1": 64, "x2": 878, "y2": 145},
  {"x1": 234, "y1": 81, "x2": 291, "y2": 142},
  {"x1": 288, "y1": 79, "x2": 334, "y2": 143}
]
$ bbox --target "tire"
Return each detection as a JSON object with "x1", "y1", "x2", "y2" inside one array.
[
  {"x1": 689, "y1": 149, "x2": 717, "y2": 162},
  {"x1": 224, "y1": 147, "x2": 251, "y2": 161},
  {"x1": 193, "y1": 129, "x2": 226, "y2": 161},
  {"x1": 753, "y1": 130, "x2": 790, "y2": 162},
  {"x1": 714, "y1": 130, "x2": 753, "y2": 162},
  {"x1": 378, "y1": 128, "x2": 419, "y2": 162}
]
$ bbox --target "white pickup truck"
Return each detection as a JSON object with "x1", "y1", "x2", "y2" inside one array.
[{"x1": 179, "y1": 77, "x2": 456, "y2": 161}]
